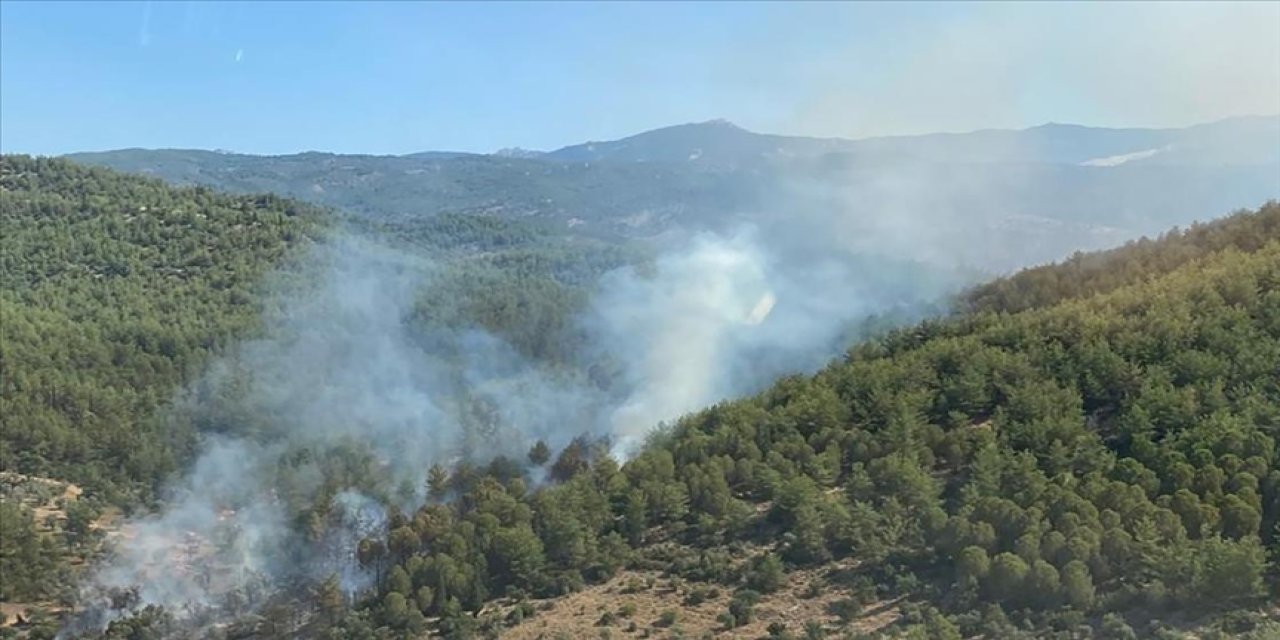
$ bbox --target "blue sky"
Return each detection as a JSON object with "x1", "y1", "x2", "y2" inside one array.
[{"x1": 2, "y1": 1, "x2": 1277, "y2": 155}]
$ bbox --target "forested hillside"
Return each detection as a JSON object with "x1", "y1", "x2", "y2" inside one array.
[
  {"x1": 0, "y1": 157, "x2": 640, "y2": 618},
  {"x1": 0, "y1": 155, "x2": 328, "y2": 503},
  {"x1": 0, "y1": 157, "x2": 636, "y2": 508},
  {"x1": 56, "y1": 203, "x2": 1276, "y2": 640},
  {"x1": 64, "y1": 148, "x2": 768, "y2": 240},
  {"x1": 3, "y1": 155, "x2": 1278, "y2": 639},
  {"x1": 68, "y1": 117, "x2": 1280, "y2": 273},
  {"x1": 291, "y1": 203, "x2": 1278, "y2": 639},
  {"x1": 961, "y1": 205, "x2": 1280, "y2": 314}
]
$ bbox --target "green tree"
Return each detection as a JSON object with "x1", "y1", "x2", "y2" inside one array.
[
  {"x1": 314, "y1": 574, "x2": 345, "y2": 624},
  {"x1": 428, "y1": 464, "x2": 451, "y2": 502},
  {"x1": 528, "y1": 440, "x2": 551, "y2": 467},
  {"x1": 987, "y1": 553, "x2": 1029, "y2": 604},
  {"x1": 1060, "y1": 560, "x2": 1095, "y2": 610},
  {"x1": 746, "y1": 554, "x2": 786, "y2": 594},
  {"x1": 956, "y1": 545, "x2": 990, "y2": 588}
]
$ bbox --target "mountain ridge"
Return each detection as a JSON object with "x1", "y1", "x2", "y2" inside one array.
[
  {"x1": 63, "y1": 115, "x2": 1280, "y2": 273},
  {"x1": 57, "y1": 114, "x2": 1280, "y2": 164},
  {"x1": 537, "y1": 114, "x2": 1280, "y2": 168},
  {"x1": 4, "y1": 158, "x2": 1280, "y2": 640}
]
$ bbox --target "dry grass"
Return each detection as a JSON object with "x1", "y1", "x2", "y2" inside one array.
[
  {"x1": 0, "y1": 471, "x2": 86, "y2": 533},
  {"x1": 1, "y1": 604, "x2": 31, "y2": 628},
  {"x1": 0, "y1": 472, "x2": 93, "y2": 630},
  {"x1": 497, "y1": 559, "x2": 899, "y2": 640}
]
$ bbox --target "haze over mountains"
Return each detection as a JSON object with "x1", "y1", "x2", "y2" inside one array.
[
  {"x1": 5, "y1": 0, "x2": 1280, "y2": 635},
  {"x1": 12, "y1": 116, "x2": 1280, "y2": 640},
  {"x1": 546, "y1": 115, "x2": 1280, "y2": 166},
  {"x1": 68, "y1": 116, "x2": 1280, "y2": 275},
  {"x1": 8, "y1": 153, "x2": 1280, "y2": 640}
]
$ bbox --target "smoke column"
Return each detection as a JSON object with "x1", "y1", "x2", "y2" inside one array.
[{"x1": 67, "y1": 220, "x2": 957, "y2": 633}]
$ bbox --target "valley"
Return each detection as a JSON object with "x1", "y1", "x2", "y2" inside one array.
[
  {"x1": 5, "y1": 3, "x2": 1280, "y2": 637},
  {"x1": 67, "y1": 117, "x2": 1280, "y2": 273},
  {"x1": 1, "y1": 145, "x2": 1278, "y2": 638}
]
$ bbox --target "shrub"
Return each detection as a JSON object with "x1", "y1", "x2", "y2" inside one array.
[
  {"x1": 1100, "y1": 613, "x2": 1138, "y2": 640},
  {"x1": 656, "y1": 610, "x2": 678, "y2": 628},
  {"x1": 683, "y1": 587, "x2": 714, "y2": 606},
  {"x1": 746, "y1": 555, "x2": 786, "y2": 593},
  {"x1": 828, "y1": 597, "x2": 862, "y2": 624},
  {"x1": 727, "y1": 590, "x2": 761, "y2": 628}
]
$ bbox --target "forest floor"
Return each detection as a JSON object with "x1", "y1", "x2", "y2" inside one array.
[
  {"x1": 497, "y1": 557, "x2": 900, "y2": 639},
  {"x1": 0, "y1": 472, "x2": 100, "y2": 628},
  {"x1": 0, "y1": 471, "x2": 81, "y2": 529}
]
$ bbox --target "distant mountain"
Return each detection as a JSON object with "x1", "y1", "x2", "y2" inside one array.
[
  {"x1": 545, "y1": 119, "x2": 848, "y2": 166},
  {"x1": 15, "y1": 152, "x2": 1280, "y2": 640},
  {"x1": 64, "y1": 148, "x2": 771, "y2": 242},
  {"x1": 65, "y1": 116, "x2": 1280, "y2": 271},
  {"x1": 493, "y1": 147, "x2": 547, "y2": 159},
  {"x1": 544, "y1": 115, "x2": 1280, "y2": 168}
]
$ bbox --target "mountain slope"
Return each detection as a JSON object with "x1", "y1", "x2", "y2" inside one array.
[
  {"x1": 6, "y1": 153, "x2": 1278, "y2": 638},
  {"x1": 64, "y1": 148, "x2": 769, "y2": 240},
  {"x1": 546, "y1": 119, "x2": 848, "y2": 166},
  {"x1": 73, "y1": 202, "x2": 1279, "y2": 640},
  {"x1": 65, "y1": 117, "x2": 1280, "y2": 273},
  {"x1": 961, "y1": 203, "x2": 1280, "y2": 313},
  {"x1": 448, "y1": 204, "x2": 1280, "y2": 638},
  {"x1": 0, "y1": 155, "x2": 328, "y2": 503},
  {"x1": 545, "y1": 116, "x2": 1280, "y2": 167},
  {"x1": 0, "y1": 157, "x2": 638, "y2": 621}
]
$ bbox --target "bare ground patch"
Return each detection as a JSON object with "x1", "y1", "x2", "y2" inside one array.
[{"x1": 497, "y1": 560, "x2": 899, "y2": 639}]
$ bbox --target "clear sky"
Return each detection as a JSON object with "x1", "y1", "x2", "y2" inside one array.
[{"x1": 2, "y1": 1, "x2": 1277, "y2": 156}]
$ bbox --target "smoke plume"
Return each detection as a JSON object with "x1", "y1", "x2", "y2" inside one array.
[{"x1": 67, "y1": 215, "x2": 960, "y2": 634}]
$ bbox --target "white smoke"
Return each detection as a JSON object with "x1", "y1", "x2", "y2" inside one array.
[
  {"x1": 69, "y1": 439, "x2": 286, "y2": 631},
  {"x1": 317, "y1": 491, "x2": 388, "y2": 596},
  {"x1": 589, "y1": 226, "x2": 950, "y2": 457},
  {"x1": 592, "y1": 231, "x2": 773, "y2": 454},
  {"x1": 69, "y1": 221, "x2": 949, "y2": 633}
]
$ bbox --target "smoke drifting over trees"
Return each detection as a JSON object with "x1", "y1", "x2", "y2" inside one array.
[
  {"x1": 70, "y1": 211, "x2": 951, "y2": 630},
  {"x1": 5, "y1": 148, "x2": 1277, "y2": 639}
]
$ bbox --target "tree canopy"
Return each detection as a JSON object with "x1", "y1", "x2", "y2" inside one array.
[{"x1": 4, "y1": 155, "x2": 1277, "y2": 638}]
